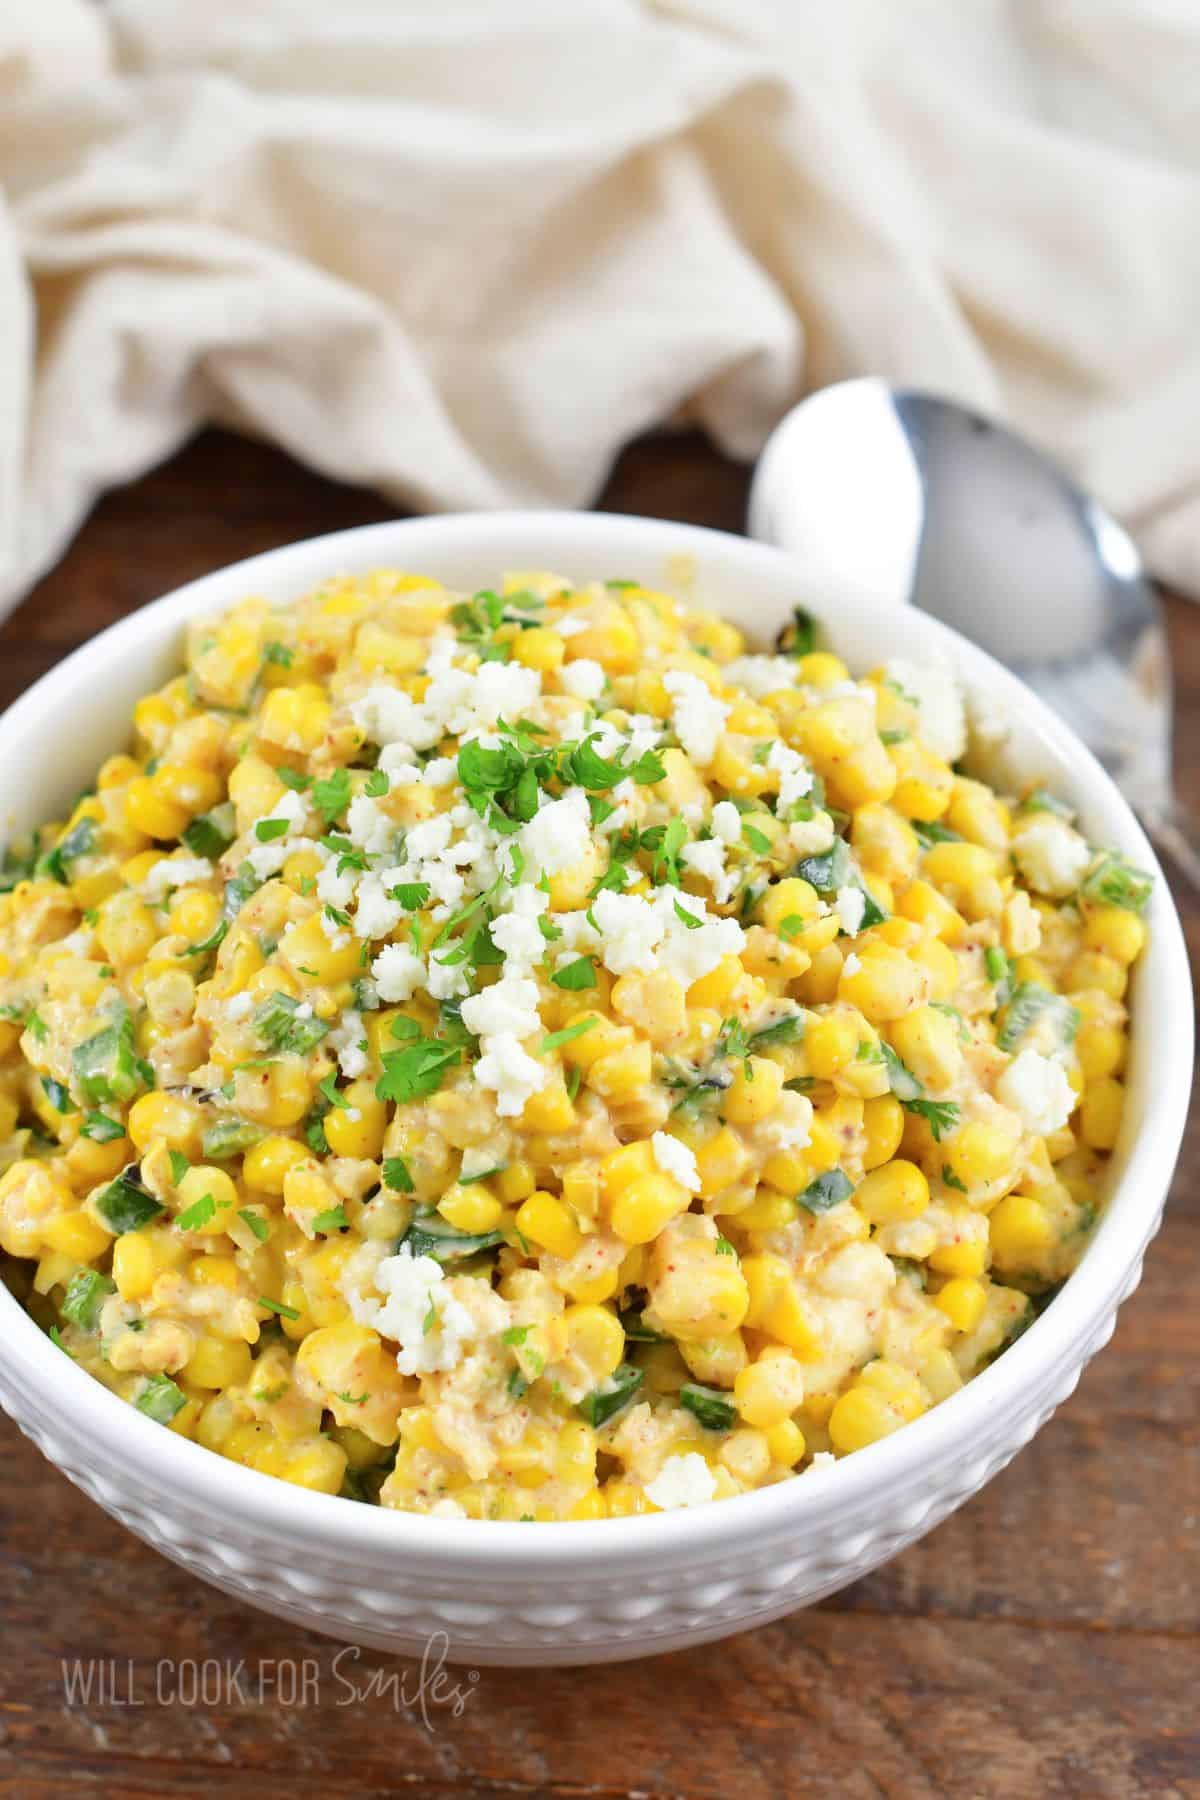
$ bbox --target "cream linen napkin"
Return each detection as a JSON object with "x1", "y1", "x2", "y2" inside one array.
[{"x1": 3, "y1": 0, "x2": 1200, "y2": 618}]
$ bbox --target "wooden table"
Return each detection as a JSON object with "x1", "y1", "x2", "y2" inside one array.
[{"x1": 1, "y1": 431, "x2": 1196, "y2": 1800}]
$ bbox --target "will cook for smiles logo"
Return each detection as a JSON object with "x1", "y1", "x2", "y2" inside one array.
[{"x1": 60, "y1": 1635, "x2": 480, "y2": 1729}]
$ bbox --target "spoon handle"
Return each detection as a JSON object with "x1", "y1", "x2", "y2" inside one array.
[{"x1": 1141, "y1": 801, "x2": 1200, "y2": 897}]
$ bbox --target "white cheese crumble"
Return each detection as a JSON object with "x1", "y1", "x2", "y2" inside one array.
[
  {"x1": 884, "y1": 659, "x2": 966, "y2": 764},
  {"x1": 651, "y1": 1131, "x2": 701, "y2": 1193},
  {"x1": 711, "y1": 800, "x2": 741, "y2": 845},
  {"x1": 663, "y1": 671, "x2": 729, "y2": 767},
  {"x1": 352, "y1": 873, "x2": 403, "y2": 942},
  {"x1": 423, "y1": 756, "x2": 457, "y2": 788},
  {"x1": 140, "y1": 855, "x2": 214, "y2": 900},
  {"x1": 585, "y1": 888, "x2": 745, "y2": 986},
  {"x1": 558, "y1": 658, "x2": 606, "y2": 700},
  {"x1": 721, "y1": 654, "x2": 798, "y2": 699},
  {"x1": 225, "y1": 991, "x2": 255, "y2": 1021},
  {"x1": 679, "y1": 837, "x2": 736, "y2": 905},
  {"x1": 1011, "y1": 816, "x2": 1092, "y2": 898},
  {"x1": 460, "y1": 974, "x2": 541, "y2": 1042},
  {"x1": 788, "y1": 813, "x2": 836, "y2": 856},
  {"x1": 346, "y1": 794, "x2": 396, "y2": 855},
  {"x1": 842, "y1": 952, "x2": 862, "y2": 975},
  {"x1": 645, "y1": 1452, "x2": 717, "y2": 1511},
  {"x1": 760, "y1": 1086, "x2": 813, "y2": 1150},
  {"x1": 371, "y1": 943, "x2": 426, "y2": 1002},
  {"x1": 766, "y1": 739, "x2": 813, "y2": 810},
  {"x1": 354, "y1": 658, "x2": 542, "y2": 753},
  {"x1": 350, "y1": 1246, "x2": 477, "y2": 1376},
  {"x1": 520, "y1": 787, "x2": 592, "y2": 879},
  {"x1": 834, "y1": 886, "x2": 866, "y2": 936},
  {"x1": 330, "y1": 1009, "x2": 369, "y2": 1079},
  {"x1": 472, "y1": 1032, "x2": 547, "y2": 1117},
  {"x1": 995, "y1": 1049, "x2": 1077, "y2": 1136}
]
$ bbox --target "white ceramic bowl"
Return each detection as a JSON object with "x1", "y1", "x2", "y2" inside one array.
[{"x1": 0, "y1": 513, "x2": 1191, "y2": 1667}]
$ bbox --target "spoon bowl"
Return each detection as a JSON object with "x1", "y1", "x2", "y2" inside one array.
[{"x1": 750, "y1": 379, "x2": 1200, "y2": 887}]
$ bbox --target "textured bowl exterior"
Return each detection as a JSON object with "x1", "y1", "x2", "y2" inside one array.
[{"x1": 0, "y1": 512, "x2": 1190, "y2": 1666}]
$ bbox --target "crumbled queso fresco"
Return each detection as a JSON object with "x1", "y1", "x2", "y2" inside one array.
[{"x1": 0, "y1": 569, "x2": 1153, "y2": 1520}]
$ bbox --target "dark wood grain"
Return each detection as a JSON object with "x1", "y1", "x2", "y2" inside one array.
[{"x1": 1, "y1": 430, "x2": 1196, "y2": 1800}]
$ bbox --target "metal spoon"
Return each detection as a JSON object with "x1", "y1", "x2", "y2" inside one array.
[{"x1": 748, "y1": 377, "x2": 1200, "y2": 890}]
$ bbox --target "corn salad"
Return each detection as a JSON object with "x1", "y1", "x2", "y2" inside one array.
[{"x1": 0, "y1": 570, "x2": 1152, "y2": 1520}]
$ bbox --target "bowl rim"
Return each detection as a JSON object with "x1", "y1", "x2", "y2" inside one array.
[{"x1": 0, "y1": 508, "x2": 1192, "y2": 1569}]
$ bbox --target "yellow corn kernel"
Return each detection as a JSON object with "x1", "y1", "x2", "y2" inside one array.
[
  {"x1": 934, "y1": 1276, "x2": 988, "y2": 1333},
  {"x1": 854, "y1": 1159, "x2": 929, "y2": 1225},
  {"x1": 521, "y1": 1082, "x2": 576, "y2": 1134},
  {"x1": 921, "y1": 841, "x2": 1005, "y2": 922},
  {"x1": 96, "y1": 891, "x2": 159, "y2": 968},
  {"x1": 945, "y1": 778, "x2": 1010, "y2": 851},
  {"x1": 766, "y1": 1418, "x2": 807, "y2": 1468},
  {"x1": 111, "y1": 1231, "x2": 159, "y2": 1302},
  {"x1": 123, "y1": 775, "x2": 187, "y2": 841},
  {"x1": 1076, "y1": 1022, "x2": 1126, "y2": 1082},
  {"x1": 805, "y1": 1011, "x2": 859, "y2": 1079},
  {"x1": 516, "y1": 1190, "x2": 581, "y2": 1260},
  {"x1": 1067, "y1": 950, "x2": 1127, "y2": 1001},
  {"x1": 715, "y1": 1427, "x2": 769, "y2": 1486},
  {"x1": 279, "y1": 913, "x2": 364, "y2": 984},
  {"x1": 734, "y1": 1352, "x2": 806, "y2": 1428},
  {"x1": 566, "y1": 606, "x2": 639, "y2": 673},
  {"x1": 185, "y1": 1335, "x2": 253, "y2": 1390},
  {"x1": 41, "y1": 1208, "x2": 113, "y2": 1262},
  {"x1": 258, "y1": 685, "x2": 331, "y2": 753},
  {"x1": 353, "y1": 622, "x2": 427, "y2": 674},
  {"x1": 760, "y1": 1146, "x2": 811, "y2": 1197},
  {"x1": 324, "y1": 1080, "x2": 387, "y2": 1159},
  {"x1": 691, "y1": 1127, "x2": 749, "y2": 1200},
  {"x1": 601, "y1": 1139, "x2": 656, "y2": 1199},
  {"x1": 858, "y1": 1359, "x2": 927, "y2": 1421},
  {"x1": 944, "y1": 1121, "x2": 1020, "y2": 1190},
  {"x1": 803, "y1": 1112, "x2": 842, "y2": 1175},
  {"x1": 723, "y1": 1056, "x2": 785, "y2": 1124},
  {"x1": 989, "y1": 1193, "x2": 1055, "y2": 1267},
  {"x1": 840, "y1": 946, "x2": 928, "y2": 1023},
  {"x1": 735, "y1": 1189, "x2": 797, "y2": 1231},
  {"x1": 438, "y1": 1186, "x2": 504, "y2": 1233},
  {"x1": 127, "y1": 1091, "x2": 205, "y2": 1158},
  {"x1": 282, "y1": 1439, "x2": 348, "y2": 1495},
  {"x1": 563, "y1": 1304, "x2": 625, "y2": 1382},
  {"x1": 236, "y1": 1059, "x2": 312, "y2": 1129},
  {"x1": 929, "y1": 1236, "x2": 988, "y2": 1278},
  {"x1": 610, "y1": 1172, "x2": 689, "y2": 1246},
  {"x1": 759, "y1": 1281, "x2": 822, "y2": 1358},
  {"x1": 888, "y1": 1005, "x2": 963, "y2": 1091},
  {"x1": 897, "y1": 878, "x2": 966, "y2": 944},
  {"x1": 827, "y1": 1385, "x2": 903, "y2": 1453},
  {"x1": 557, "y1": 1011, "x2": 627, "y2": 1072},
  {"x1": 1079, "y1": 1077, "x2": 1124, "y2": 1151},
  {"x1": 862, "y1": 1094, "x2": 905, "y2": 1170},
  {"x1": 759, "y1": 878, "x2": 822, "y2": 937},
  {"x1": 192, "y1": 1255, "x2": 242, "y2": 1292},
  {"x1": 242, "y1": 1134, "x2": 310, "y2": 1196},
  {"x1": 168, "y1": 887, "x2": 222, "y2": 945},
  {"x1": 586, "y1": 1039, "x2": 653, "y2": 1100},
  {"x1": 560, "y1": 1162, "x2": 600, "y2": 1225},
  {"x1": 1083, "y1": 906, "x2": 1146, "y2": 966},
  {"x1": 905, "y1": 937, "x2": 957, "y2": 1002},
  {"x1": 890, "y1": 743, "x2": 954, "y2": 821},
  {"x1": 176, "y1": 1165, "x2": 238, "y2": 1237},
  {"x1": 851, "y1": 803, "x2": 920, "y2": 885},
  {"x1": 497, "y1": 1159, "x2": 537, "y2": 1205},
  {"x1": 706, "y1": 735, "x2": 769, "y2": 799},
  {"x1": 510, "y1": 626, "x2": 565, "y2": 672}
]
